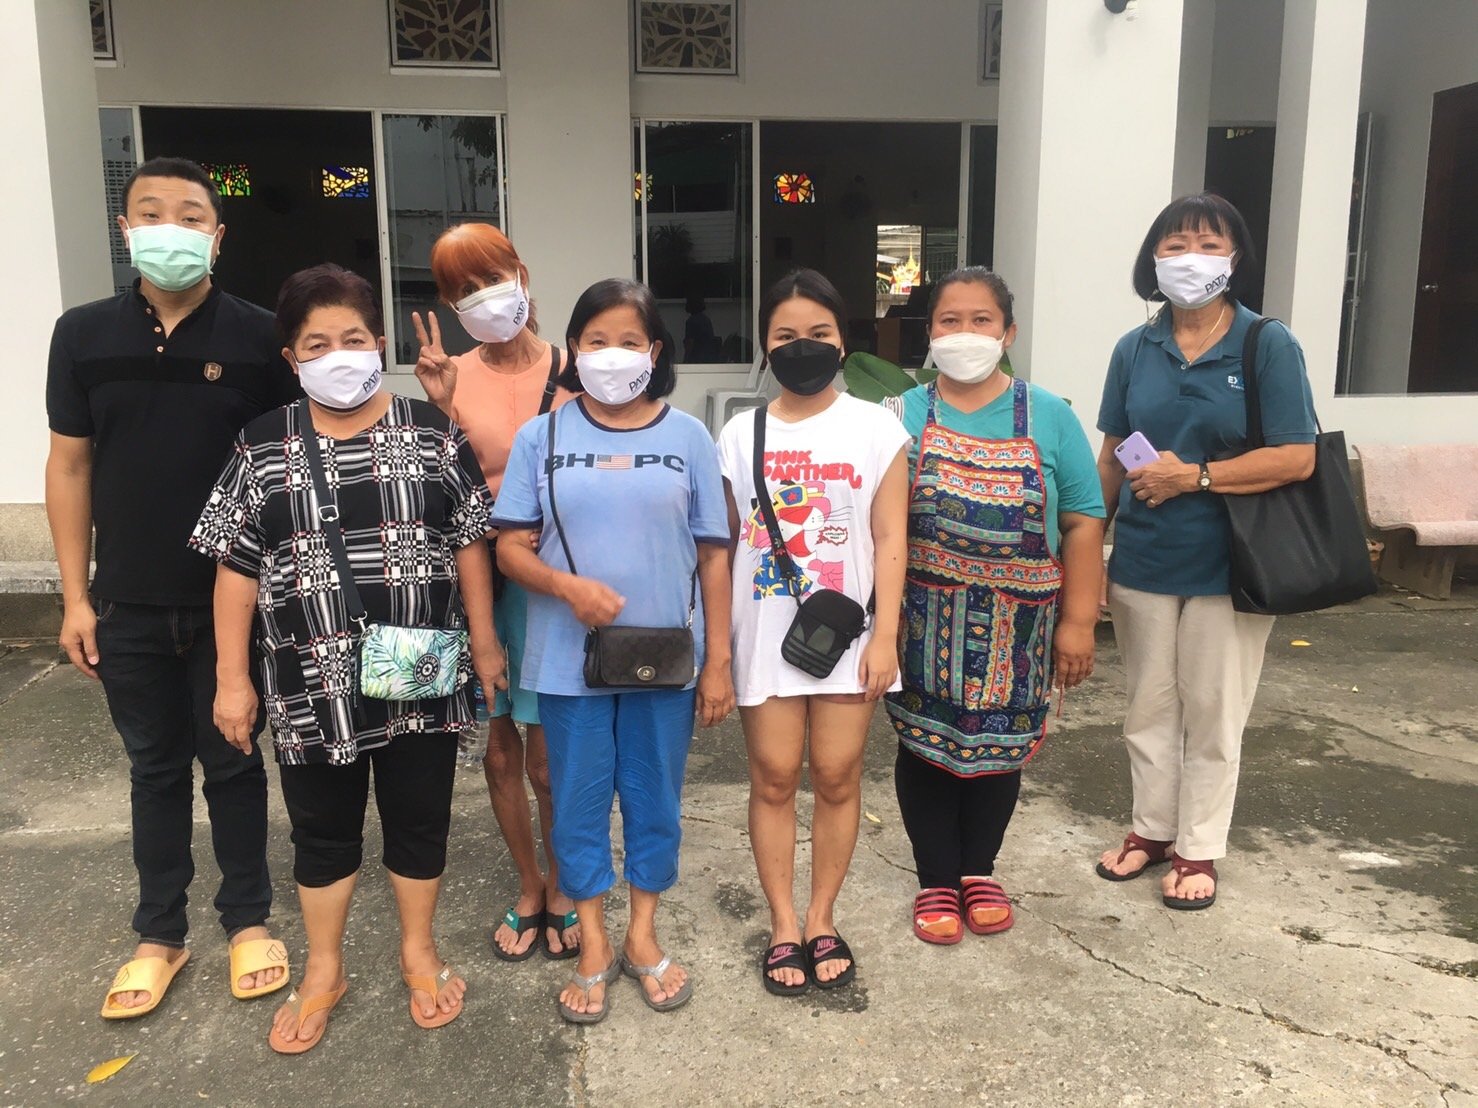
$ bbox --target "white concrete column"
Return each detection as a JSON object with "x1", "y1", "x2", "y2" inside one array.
[
  {"x1": 0, "y1": 0, "x2": 108, "y2": 507},
  {"x1": 1174, "y1": 0, "x2": 1216, "y2": 196},
  {"x1": 502, "y1": 1, "x2": 634, "y2": 342},
  {"x1": 1262, "y1": 0, "x2": 1368, "y2": 404},
  {"x1": 995, "y1": 0, "x2": 1185, "y2": 421}
]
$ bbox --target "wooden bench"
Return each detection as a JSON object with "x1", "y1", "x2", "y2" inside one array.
[{"x1": 1354, "y1": 444, "x2": 1478, "y2": 600}]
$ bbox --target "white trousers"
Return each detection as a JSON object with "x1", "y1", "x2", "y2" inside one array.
[{"x1": 1109, "y1": 583, "x2": 1274, "y2": 860}]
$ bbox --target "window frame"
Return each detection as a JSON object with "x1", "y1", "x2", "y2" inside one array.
[{"x1": 373, "y1": 109, "x2": 508, "y2": 372}]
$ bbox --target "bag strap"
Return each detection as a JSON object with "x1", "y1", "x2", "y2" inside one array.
[
  {"x1": 751, "y1": 407, "x2": 874, "y2": 616},
  {"x1": 1240, "y1": 317, "x2": 1276, "y2": 451},
  {"x1": 296, "y1": 399, "x2": 369, "y2": 633},
  {"x1": 544, "y1": 403, "x2": 696, "y2": 622},
  {"x1": 544, "y1": 404, "x2": 579, "y2": 577},
  {"x1": 537, "y1": 346, "x2": 561, "y2": 417}
]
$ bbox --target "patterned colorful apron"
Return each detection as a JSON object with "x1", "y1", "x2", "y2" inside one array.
[{"x1": 886, "y1": 380, "x2": 1063, "y2": 777}]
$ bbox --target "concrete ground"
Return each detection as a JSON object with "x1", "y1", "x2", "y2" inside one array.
[{"x1": 1, "y1": 589, "x2": 1474, "y2": 1108}]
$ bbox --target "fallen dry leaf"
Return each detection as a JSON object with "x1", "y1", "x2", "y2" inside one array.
[
  {"x1": 86, "y1": 1054, "x2": 137, "y2": 1084},
  {"x1": 1290, "y1": 640, "x2": 1311, "y2": 647},
  {"x1": 863, "y1": 811, "x2": 883, "y2": 826}
]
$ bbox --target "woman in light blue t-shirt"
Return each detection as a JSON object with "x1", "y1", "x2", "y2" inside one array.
[
  {"x1": 494, "y1": 279, "x2": 734, "y2": 1025},
  {"x1": 885, "y1": 267, "x2": 1105, "y2": 947}
]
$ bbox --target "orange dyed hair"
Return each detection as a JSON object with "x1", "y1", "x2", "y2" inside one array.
[{"x1": 429, "y1": 222, "x2": 538, "y2": 332}]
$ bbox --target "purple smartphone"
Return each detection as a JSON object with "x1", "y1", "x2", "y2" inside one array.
[{"x1": 1114, "y1": 431, "x2": 1160, "y2": 470}]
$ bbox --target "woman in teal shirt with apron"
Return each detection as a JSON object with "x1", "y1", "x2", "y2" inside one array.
[{"x1": 885, "y1": 267, "x2": 1105, "y2": 945}]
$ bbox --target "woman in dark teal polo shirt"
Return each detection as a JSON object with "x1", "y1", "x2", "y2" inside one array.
[{"x1": 1093, "y1": 193, "x2": 1316, "y2": 911}]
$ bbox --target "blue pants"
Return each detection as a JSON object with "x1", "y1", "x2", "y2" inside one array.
[{"x1": 539, "y1": 688, "x2": 696, "y2": 901}]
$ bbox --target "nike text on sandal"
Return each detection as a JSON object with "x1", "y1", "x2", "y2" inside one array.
[
  {"x1": 760, "y1": 941, "x2": 810, "y2": 996},
  {"x1": 623, "y1": 954, "x2": 693, "y2": 1012},
  {"x1": 962, "y1": 877, "x2": 1014, "y2": 935},
  {"x1": 1096, "y1": 832, "x2": 1174, "y2": 881},
  {"x1": 492, "y1": 906, "x2": 542, "y2": 962},
  {"x1": 558, "y1": 952, "x2": 622, "y2": 1024},
  {"x1": 806, "y1": 934, "x2": 856, "y2": 990},
  {"x1": 1163, "y1": 853, "x2": 1218, "y2": 911},
  {"x1": 913, "y1": 888, "x2": 964, "y2": 945}
]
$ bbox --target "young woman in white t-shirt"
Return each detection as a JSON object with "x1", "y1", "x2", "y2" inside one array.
[{"x1": 717, "y1": 269, "x2": 909, "y2": 995}]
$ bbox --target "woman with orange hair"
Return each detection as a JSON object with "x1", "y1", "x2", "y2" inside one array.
[{"x1": 415, "y1": 223, "x2": 579, "y2": 963}]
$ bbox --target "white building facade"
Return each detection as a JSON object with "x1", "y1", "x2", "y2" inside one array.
[{"x1": 4, "y1": 0, "x2": 1475, "y2": 562}]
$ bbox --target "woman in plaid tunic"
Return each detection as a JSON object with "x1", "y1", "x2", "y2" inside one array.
[{"x1": 191, "y1": 265, "x2": 504, "y2": 1053}]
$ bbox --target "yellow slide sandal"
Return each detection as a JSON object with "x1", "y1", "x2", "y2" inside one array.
[
  {"x1": 230, "y1": 938, "x2": 291, "y2": 1000},
  {"x1": 100, "y1": 950, "x2": 190, "y2": 1020}
]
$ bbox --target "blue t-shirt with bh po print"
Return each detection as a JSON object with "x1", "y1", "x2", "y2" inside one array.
[{"x1": 490, "y1": 399, "x2": 730, "y2": 696}]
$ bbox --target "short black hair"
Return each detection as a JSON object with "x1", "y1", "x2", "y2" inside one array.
[
  {"x1": 275, "y1": 263, "x2": 384, "y2": 347},
  {"x1": 123, "y1": 157, "x2": 223, "y2": 223},
  {"x1": 1132, "y1": 192, "x2": 1260, "y2": 303},
  {"x1": 559, "y1": 278, "x2": 676, "y2": 400},
  {"x1": 927, "y1": 266, "x2": 1015, "y2": 329},
  {"x1": 758, "y1": 268, "x2": 848, "y2": 357}
]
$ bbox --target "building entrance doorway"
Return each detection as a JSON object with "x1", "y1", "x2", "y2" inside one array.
[
  {"x1": 1408, "y1": 80, "x2": 1478, "y2": 393},
  {"x1": 759, "y1": 122, "x2": 962, "y2": 368},
  {"x1": 140, "y1": 107, "x2": 379, "y2": 315}
]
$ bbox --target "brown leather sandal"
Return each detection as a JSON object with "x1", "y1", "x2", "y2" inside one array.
[
  {"x1": 1095, "y1": 832, "x2": 1174, "y2": 881},
  {"x1": 1163, "y1": 853, "x2": 1217, "y2": 910}
]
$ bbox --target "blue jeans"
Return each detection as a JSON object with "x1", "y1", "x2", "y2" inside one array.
[
  {"x1": 538, "y1": 688, "x2": 696, "y2": 901},
  {"x1": 93, "y1": 599, "x2": 272, "y2": 946}
]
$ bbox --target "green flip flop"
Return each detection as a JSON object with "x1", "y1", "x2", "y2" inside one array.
[{"x1": 491, "y1": 906, "x2": 543, "y2": 963}]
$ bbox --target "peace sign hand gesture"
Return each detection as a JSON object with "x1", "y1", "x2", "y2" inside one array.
[{"x1": 412, "y1": 310, "x2": 457, "y2": 411}]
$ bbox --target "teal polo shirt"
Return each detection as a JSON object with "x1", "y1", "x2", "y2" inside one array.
[{"x1": 1097, "y1": 302, "x2": 1317, "y2": 597}]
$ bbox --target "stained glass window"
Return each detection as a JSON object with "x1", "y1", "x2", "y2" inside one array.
[
  {"x1": 636, "y1": 2, "x2": 737, "y2": 75},
  {"x1": 202, "y1": 163, "x2": 251, "y2": 198},
  {"x1": 773, "y1": 173, "x2": 815, "y2": 205},
  {"x1": 323, "y1": 166, "x2": 371, "y2": 199},
  {"x1": 392, "y1": 0, "x2": 498, "y2": 68},
  {"x1": 634, "y1": 172, "x2": 654, "y2": 202}
]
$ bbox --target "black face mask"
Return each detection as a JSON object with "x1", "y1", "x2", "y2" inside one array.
[{"x1": 768, "y1": 338, "x2": 841, "y2": 396}]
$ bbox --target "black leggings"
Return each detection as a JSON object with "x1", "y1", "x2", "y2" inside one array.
[
  {"x1": 277, "y1": 733, "x2": 458, "y2": 887},
  {"x1": 894, "y1": 741, "x2": 1022, "y2": 889}
]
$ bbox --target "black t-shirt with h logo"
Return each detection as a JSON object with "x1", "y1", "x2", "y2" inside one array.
[{"x1": 46, "y1": 280, "x2": 302, "y2": 606}]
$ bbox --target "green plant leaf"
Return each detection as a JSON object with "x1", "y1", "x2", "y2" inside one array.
[{"x1": 843, "y1": 351, "x2": 915, "y2": 401}]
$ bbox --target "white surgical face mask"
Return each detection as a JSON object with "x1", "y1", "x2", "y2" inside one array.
[
  {"x1": 1154, "y1": 252, "x2": 1233, "y2": 309},
  {"x1": 575, "y1": 346, "x2": 654, "y2": 405},
  {"x1": 929, "y1": 331, "x2": 1005, "y2": 385},
  {"x1": 454, "y1": 278, "x2": 529, "y2": 344},
  {"x1": 296, "y1": 348, "x2": 383, "y2": 410}
]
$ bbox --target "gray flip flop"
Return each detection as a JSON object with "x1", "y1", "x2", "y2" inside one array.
[
  {"x1": 557, "y1": 952, "x2": 622, "y2": 1025},
  {"x1": 623, "y1": 955, "x2": 693, "y2": 1012}
]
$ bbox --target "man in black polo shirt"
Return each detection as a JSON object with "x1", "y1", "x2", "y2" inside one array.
[{"x1": 45, "y1": 157, "x2": 300, "y2": 1019}]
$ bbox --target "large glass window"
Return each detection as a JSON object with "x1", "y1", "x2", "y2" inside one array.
[
  {"x1": 635, "y1": 121, "x2": 753, "y2": 365},
  {"x1": 382, "y1": 113, "x2": 504, "y2": 365}
]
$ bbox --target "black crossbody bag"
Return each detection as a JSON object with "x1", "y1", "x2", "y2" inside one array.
[
  {"x1": 491, "y1": 346, "x2": 562, "y2": 602},
  {"x1": 544, "y1": 404, "x2": 697, "y2": 689},
  {"x1": 751, "y1": 408, "x2": 873, "y2": 678},
  {"x1": 1221, "y1": 318, "x2": 1377, "y2": 615}
]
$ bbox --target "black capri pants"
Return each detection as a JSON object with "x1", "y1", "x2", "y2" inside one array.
[{"x1": 277, "y1": 732, "x2": 459, "y2": 887}]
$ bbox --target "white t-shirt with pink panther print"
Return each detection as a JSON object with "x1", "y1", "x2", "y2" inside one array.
[{"x1": 717, "y1": 392, "x2": 910, "y2": 707}]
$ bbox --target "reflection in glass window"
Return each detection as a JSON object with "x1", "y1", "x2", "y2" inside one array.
[
  {"x1": 382, "y1": 114, "x2": 502, "y2": 365},
  {"x1": 635, "y1": 121, "x2": 753, "y2": 365}
]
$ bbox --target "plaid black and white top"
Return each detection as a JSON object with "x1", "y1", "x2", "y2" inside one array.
[{"x1": 190, "y1": 395, "x2": 494, "y2": 765}]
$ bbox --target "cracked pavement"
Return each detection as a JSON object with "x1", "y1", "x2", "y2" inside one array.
[{"x1": 0, "y1": 590, "x2": 1474, "y2": 1107}]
